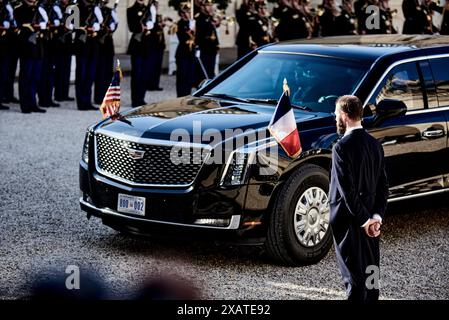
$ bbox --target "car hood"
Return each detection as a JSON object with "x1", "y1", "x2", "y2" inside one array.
[{"x1": 95, "y1": 96, "x2": 326, "y2": 147}]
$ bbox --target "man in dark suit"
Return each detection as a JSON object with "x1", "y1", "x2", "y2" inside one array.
[{"x1": 329, "y1": 95, "x2": 389, "y2": 301}]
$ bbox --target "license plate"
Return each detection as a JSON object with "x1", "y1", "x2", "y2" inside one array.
[{"x1": 117, "y1": 194, "x2": 146, "y2": 216}]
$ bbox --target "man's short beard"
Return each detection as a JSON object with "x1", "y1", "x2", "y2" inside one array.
[{"x1": 337, "y1": 119, "x2": 346, "y2": 135}]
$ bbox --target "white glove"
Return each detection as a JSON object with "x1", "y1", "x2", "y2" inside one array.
[
  {"x1": 38, "y1": 6, "x2": 49, "y2": 23},
  {"x1": 94, "y1": 6, "x2": 104, "y2": 24},
  {"x1": 3, "y1": 21, "x2": 10, "y2": 29},
  {"x1": 109, "y1": 22, "x2": 116, "y2": 31},
  {"x1": 39, "y1": 22, "x2": 47, "y2": 30},
  {"x1": 53, "y1": 5, "x2": 63, "y2": 19},
  {"x1": 145, "y1": 21, "x2": 154, "y2": 29},
  {"x1": 54, "y1": 19, "x2": 60, "y2": 27},
  {"x1": 93, "y1": 22, "x2": 100, "y2": 32},
  {"x1": 111, "y1": 10, "x2": 118, "y2": 24},
  {"x1": 189, "y1": 19, "x2": 195, "y2": 31},
  {"x1": 150, "y1": 4, "x2": 156, "y2": 23},
  {"x1": 195, "y1": 49, "x2": 201, "y2": 58}
]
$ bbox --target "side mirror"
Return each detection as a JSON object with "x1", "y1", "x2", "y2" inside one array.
[
  {"x1": 198, "y1": 79, "x2": 212, "y2": 89},
  {"x1": 375, "y1": 99, "x2": 407, "y2": 122}
]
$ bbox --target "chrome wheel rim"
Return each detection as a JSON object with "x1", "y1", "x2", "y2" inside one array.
[{"x1": 293, "y1": 187, "x2": 330, "y2": 247}]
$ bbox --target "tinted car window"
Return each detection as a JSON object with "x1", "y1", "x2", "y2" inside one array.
[
  {"x1": 429, "y1": 58, "x2": 449, "y2": 107},
  {"x1": 206, "y1": 53, "x2": 368, "y2": 113},
  {"x1": 368, "y1": 62, "x2": 424, "y2": 112}
]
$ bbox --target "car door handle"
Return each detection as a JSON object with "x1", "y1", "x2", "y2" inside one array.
[{"x1": 422, "y1": 129, "x2": 444, "y2": 138}]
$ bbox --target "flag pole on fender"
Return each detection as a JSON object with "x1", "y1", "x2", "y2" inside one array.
[
  {"x1": 100, "y1": 59, "x2": 123, "y2": 120},
  {"x1": 268, "y1": 78, "x2": 302, "y2": 158}
]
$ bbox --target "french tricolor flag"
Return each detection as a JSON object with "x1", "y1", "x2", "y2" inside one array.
[{"x1": 268, "y1": 91, "x2": 302, "y2": 158}]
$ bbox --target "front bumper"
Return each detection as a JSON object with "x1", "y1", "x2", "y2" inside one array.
[
  {"x1": 79, "y1": 162, "x2": 269, "y2": 241},
  {"x1": 80, "y1": 197, "x2": 241, "y2": 230}
]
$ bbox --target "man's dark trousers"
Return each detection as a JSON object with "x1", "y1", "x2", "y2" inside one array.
[{"x1": 329, "y1": 128, "x2": 389, "y2": 301}]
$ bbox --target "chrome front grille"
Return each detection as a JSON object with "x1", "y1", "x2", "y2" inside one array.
[{"x1": 95, "y1": 133, "x2": 206, "y2": 186}]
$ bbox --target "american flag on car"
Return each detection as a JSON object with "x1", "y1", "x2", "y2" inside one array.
[{"x1": 100, "y1": 60, "x2": 123, "y2": 119}]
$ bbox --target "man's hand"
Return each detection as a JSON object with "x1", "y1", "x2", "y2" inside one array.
[{"x1": 364, "y1": 219, "x2": 382, "y2": 237}]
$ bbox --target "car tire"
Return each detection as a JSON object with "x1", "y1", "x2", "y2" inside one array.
[{"x1": 265, "y1": 164, "x2": 333, "y2": 266}]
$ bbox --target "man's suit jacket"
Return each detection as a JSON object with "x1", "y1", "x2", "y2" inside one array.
[{"x1": 329, "y1": 128, "x2": 389, "y2": 240}]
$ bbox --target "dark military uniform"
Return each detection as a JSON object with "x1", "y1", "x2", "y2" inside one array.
[
  {"x1": 235, "y1": 2, "x2": 252, "y2": 59},
  {"x1": 54, "y1": 0, "x2": 74, "y2": 101},
  {"x1": 148, "y1": 13, "x2": 165, "y2": 91},
  {"x1": 247, "y1": 10, "x2": 270, "y2": 48},
  {"x1": 195, "y1": 10, "x2": 219, "y2": 82},
  {"x1": 273, "y1": 2, "x2": 308, "y2": 41},
  {"x1": 15, "y1": 0, "x2": 46, "y2": 113},
  {"x1": 175, "y1": 16, "x2": 195, "y2": 97},
  {"x1": 335, "y1": 7, "x2": 358, "y2": 35},
  {"x1": 354, "y1": 0, "x2": 367, "y2": 34},
  {"x1": 402, "y1": 0, "x2": 424, "y2": 34},
  {"x1": 420, "y1": 1, "x2": 442, "y2": 34},
  {"x1": 94, "y1": 1, "x2": 118, "y2": 104},
  {"x1": 37, "y1": 0, "x2": 62, "y2": 108},
  {"x1": 319, "y1": 5, "x2": 337, "y2": 37},
  {"x1": 74, "y1": 0, "x2": 102, "y2": 110},
  {"x1": 380, "y1": 6, "x2": 398, "y2": 34},
  {"x1": 127, "y1": 0, "x2": 152, "y2": 107},
  {"x1": 0, "y1": 0, "x2": 16, "y2": 109}
]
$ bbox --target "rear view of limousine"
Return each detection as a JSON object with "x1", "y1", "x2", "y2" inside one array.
[{"x1": 80, "y1": 35, "x2": 449, "y2": 266}]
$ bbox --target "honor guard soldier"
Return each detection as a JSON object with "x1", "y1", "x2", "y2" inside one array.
[
  {"x1": 127, "y1": 0, "x2": 153, "y2": 107},
  {"x1": 175, "y1": 2, "x2": 195, "y2": 97},
  {"x1": 273, "y1": 0, "x2": 303, "y2": 41},
  {"x1": 4, "y1": 0, "x2": 19, "y2": 105},
  {"x1": 15, "y1": 0, "x2": 48, "y2": 113},
  {"x1": 0, "y1": 0, "x2": 16, "y2": 110},
  {"x1": 335, "y1": 0, "x2": 358, "y2": 35},
  {"x1": 319, "y1": 0, "x2": 338, "y2": 37},
  {"x1": 402, "y1": 0, "x2": 425, "y2": 34},
  {"x1": 38, "y1": 0, "x2": 63, "y2": 108},
  {"x1": 148, "y1": 1, "x2": 165, "y2": 91},
  {"x1": 379, "y1": 0, "x2": 398, "y2": 34},
  {"x1": 74, "y1": 0, "x2": 103, "y2": 110},
  {"x1": 420, "y1": 0, "x2": 443, "y2": 34},
  {"x1": 94, "y1": 0, "x2": 118, "y2": 104},
  {"x1": 236, "y1": 0, "x2": 254, "y2": 59},
  {"x1": 354, "y1": 0, "x2": 367, "y2": 34},
  {"x1": 291, "y1": 0, "x2": 314, "y2": 39},
  {"x1": 54, "y1": 0, "x2": 74, "y2": 102},
  {"x1": 248, "y1": 0, "x2": 271, "y2": 49},
  {"x1": 195, "y1": 0, "x2": 219, "y2": 82}
]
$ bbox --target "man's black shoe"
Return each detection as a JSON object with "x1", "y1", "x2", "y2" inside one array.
[
  {"x1": 31, "y1": 107, "x2": 47, "y2": 113},
  {"x1": 49, "y1": 101, "x2": 60, "y2": 107},
  {"x1": 21, "y1": 109, "x2": 32, "y2": 114},
  {"x1": 0, "y1": 104, "x2": 10, "y2": 110}
]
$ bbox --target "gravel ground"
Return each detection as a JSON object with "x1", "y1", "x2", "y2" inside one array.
[{"x1": 0, "y1": 75, "x2": 448, "y2": 300}]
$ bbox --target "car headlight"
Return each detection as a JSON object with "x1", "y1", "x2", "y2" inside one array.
[
  {"x1": 81, "y1": 131, "x2": 91, "y2": 164},
  {"x1": 220, "y1": 138, "x2": 277, "y2": 186}
]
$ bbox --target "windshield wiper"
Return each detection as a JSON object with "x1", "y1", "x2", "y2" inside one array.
[
  {"x1": 291, "y1": 104, "x2": 313, "y2": 112},
  {"x1": 244, "y1": 98, "x2": 279, "y2": 105},
  {"x1": 203, "y1": 93, "x2": 250, "y2": 103}
]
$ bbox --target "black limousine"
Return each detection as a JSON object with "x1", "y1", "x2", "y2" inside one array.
[{"x1": 80, "y1": 35, "x2": 449, "y2": 266}]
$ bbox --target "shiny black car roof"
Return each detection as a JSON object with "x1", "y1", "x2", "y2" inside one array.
[{"x1": 258, "y1": 35, "x2": 449, "y2": 64}]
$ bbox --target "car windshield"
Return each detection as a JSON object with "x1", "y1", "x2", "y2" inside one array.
[{"x1": 205, "y1": 52, "x2": 369, "y2": 113}]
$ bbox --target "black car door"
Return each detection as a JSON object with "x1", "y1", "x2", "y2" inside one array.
[
  {"x1": 427, "y1": 56, "x2": 449, "y2": 188},
  {"x1": 363, "y1": 60, "x2": 448, "y2": 200}
]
